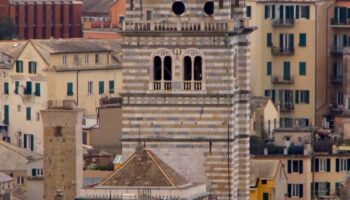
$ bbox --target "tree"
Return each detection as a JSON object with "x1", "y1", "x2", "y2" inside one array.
[{"x1": 0, "y1": 17, "x2": 16, "y2": 40}]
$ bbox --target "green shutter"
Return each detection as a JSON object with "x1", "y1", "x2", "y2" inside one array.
[
  {"x1": 99, "y1": 81, "x2": 104, "y2": 94},
  {"x1": 299, "y1": 33, "x2": 306, "y2": 47},
  {"x1": 4, "y1": 82, "x2": 9, "y2": 95},
  {"x1": 34, "y1": 62, "x2": 37, "y2": 73},
  {"x1": 267, "y1": 33, "x2": 272, "y2": 47},
  {"x1": 35, "y1": 83, "x2": 40, "y2": 97},
  {"x1": 32, "y1": 169, "x2": 36, "y2": 177},
  {"x1": 16, "y1": 61, "x2": 23, "y2": 73},
  {"x1": 299, "y1": 62, "x2": 306, "y2": 75},
  {"x1": 26, "y1": 107, "x2": 31, "y2": 120},
  {"x1": 266, "y1": 62, "x2": 272, "y2": 75},
  {"x1": 4, "y1": 105, "x2": 9, "y2": 125},
  {"x1": 263, "y1": 192, "x2": 269, "y2": 200},
  {"x1": 246, "y1": 6, "x2": 251, "y2": 17},
  {"x1": 26, "y1": 81, "x2": 32, "y2": 95},
  {"x1": 15, "y1": 81, "x2": 19, "y2": 94},
  {"x1": 29, "y1": 62, "x2": 32, "y2": 73},
  {"x1": 109, "y1": 80, "x2": 115, "y2": 94},
  {"x1": 67, "y1": 82, "x2": 73, "y2": 96}
]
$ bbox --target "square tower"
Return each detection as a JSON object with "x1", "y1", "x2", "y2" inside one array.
[{"x1": 121, "y1": 0, "x2": 253, "y2": 199}]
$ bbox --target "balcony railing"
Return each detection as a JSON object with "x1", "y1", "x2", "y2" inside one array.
[
  {"x1": 272, "y1": 18, "x2": 295, "y2": 27},
  {"x1": 152, "y1": 81, "x2": 203, "y2": 91},
  {"x1": 123, "y1": 20, "x2": 234, "y2": 32},
  {"x1": 280, "y1": 103, "x2": 294, "y2": 112},
  {"x1": 271, "y1": 75, "x2": 294, "y2": 84},
  {"x1": 271, "y1": 46, "x2": 294, "y2": 55},
  {"x1": 330, "y1": 75, "x2": 343, "y2": 84},
  {"x1": 330, "y1": 18, "x2": 350, "y2": 27},
  {"x1": 330, "y1": 46, "x2": 344, "y2": 56}
]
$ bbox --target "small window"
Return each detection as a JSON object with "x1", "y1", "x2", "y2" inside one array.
[
  {"x1": 119, "y1": 15, "x2": 125, "y2": 24},
  {"x1": 246, "y1": 6, "x2": 251, "y2": 18},
  {"x1": 88, "y1": 81, "x2": 93, "y2": 95},
  {"x1": 95, "y1": 54, "x2": 99, "y2": 64},
  {"x1": 62, "y1": 55, "x2": 67, "y2": 65},
  {"x1": 4, "y1": 82, "x2": 9, "y2": 95},
  {"x1": 99, "y1": 81, "x2": 104, "y2": 94},
  {"x1": 194, "y1": 56, "x2": 202, "y2": 81},
  {"x1": 16, "y1": 60, "x2": 23, "y2": 73},
  {"x1": 109, "y1": 80, "x2": 115, "y2": 94},
  {"x1": 299, "y1": 33, "x2": 306, "y2": 47},
  {"x1": 153, "y1": 56, "x2": 162, "y2": 81},
  {"x1": 26, "y1": 107, "x2": 31, "y2": 121},
  {"x1": 266, "y1": 62, "x2": 272, "y2": 75},
  {"x1": 25, "y1": 81, "x2": 32, "y2": 95},
  {"x1": 204, "y1": 1, "x2": 214, "y2": 16},
  {"x1": 85, "y1": 55, "x2": 89, "y2": 64},
  {"x1": 28, "y1": 61, "x2": 37, "y2": 74},
  {"x1": 146, "y1": 10, "x2": 152, "y2": 20},
  {"x1": 183, "y1": 56, "x2": 192, "y2": 81},
  {"x1": 67, "y1": 82, "x2": 73, "y2": 96},
  {"x1": 164, "y1": 56, "x2": 172, "y2": 80},
  {"x1": 261, "y1": 180, "x2": 267, "y2": 185},
  {"x1": 299, "y1": 62, "x2": 306, "y2": 75},
  {"x1": 16, "y1": 177, "x2": 24, "y2": 185},
  {"x1": 35, "y1": 83, "x2": 40, "y2": 96},
  {"x1": 15, "y1": 81, "x2": 19, "y2": 94},
  {"x1": 219, "y1": 0, "x2": 224, "y2": 9},
  {"x1": 267, "y1": 33, "x2": 272, "y2": 47},
  {"x1": 74, "y1": 55, "x2": 80, "y2": 65},
  {"x1": 172, "y1": 1, "x2": 185, "y2": 15}
]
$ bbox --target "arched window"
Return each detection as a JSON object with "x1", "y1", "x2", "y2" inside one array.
[
  {"x1": 194, "y1": 56, "x2": 202, "y2": 81},
  {"x1": 153, "y1": 56, "x2": 162, "y2": 81},
  {"x1": 164, "y1": 56, "x2": 172, "y2": 81},
  {"x1": 184, "y1": 56, "x2": 192, "y2": 81}
]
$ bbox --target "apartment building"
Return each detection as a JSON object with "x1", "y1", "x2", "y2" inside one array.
[
  {"x1": 0, "y1": 0, "x2": 82, "y2": 39},
  {"x1": 0, "y1": 39, "x2": 122, "y2": 154},
  {"x1": 248, "y1": 0, "x2": 331, "y2": 128}
]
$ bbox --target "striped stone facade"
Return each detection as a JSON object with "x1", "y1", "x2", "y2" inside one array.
[{"x1": 121, "y1": 1, "x2": 252, "y2": 199}]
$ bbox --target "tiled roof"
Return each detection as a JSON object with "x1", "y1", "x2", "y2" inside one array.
[
  {"x1": 99, "y1": 147, "x2": 188, "y2": 187},
  {"x1": 0, "y1": 172, "x2": 12, "y2": 183},
  {"x1": 0, "y1": 41, "x2": 27, "y2": 68},
  {"x1": 0, "y1": 140, "x2": 42, "y2": 161},
  {"x1": 250, "y1": 159, "x2": 280, "y2": 187},
  {"x1": 82, "y1": 0, "x2": 115, "y2": 16}
]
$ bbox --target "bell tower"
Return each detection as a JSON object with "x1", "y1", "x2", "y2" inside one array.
[{"x1": 121, "y1": 0, "x2": 253, "y2": 199}]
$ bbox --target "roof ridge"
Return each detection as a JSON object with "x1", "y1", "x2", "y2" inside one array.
[
  {"x1": 0, "y1": 140, "x2": 41, "y2": 158},
  {"x1": 146, "y1": 150, "x2": 177, "y2": 187}
]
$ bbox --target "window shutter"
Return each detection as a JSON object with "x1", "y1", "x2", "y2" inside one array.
[
  {"x1": 326, "y1": 182, "x2": 330, "y2": 196},
  {"x1": 299, "y1": 33, "x2": 306, "y2": 47},
  {"x1": 24, "y1": 134, "x2": 27, "y2": 149},
  {"x1": 306, "y1": 91, "x2": 310, "y2": 104},
  {"x1": 29, "y1": 62, "x2": 32, "y2": 73},
  {"x1": 4, "y1": 82, "x2": 9, "y2": 95},
  {"x1": 299, "y1": 184, "x2": 303, "y2": 198},
  {"x1": 347, "y1": 159, "x2": 350, "y2": 171},
  {"x1": 336, "y1": 158, "x2": 340, "y2": 172},
  {"x1": 267, "y1": 62, "x2": 272, "y2": 75},
  {"x1": 15, "y1": 81, "x2": 19, "y2": 94},
  {"x1": 67, "y1": 83, "x2": 73, "y2": 96},
  {"x1": 272, "y1": 90, "x2": 276, "y2": 103},
  {"x1": 299, "y1": 62, "x2": 306, "y2": 75},
  {"x1": 109, "y1": 80, "x2": 115, "y2": 94},
  {"x1": 16, "y1": 61, "x2": 19, "y2": 72},
  {"x1": 295, "y1": 90, "x2": 299, "y2": 104},
  {"x1": 264, "y1": 5, "x2": 269, "y2": 19},
  {"x1": 288, "y1": 34, "x2": 294, "y2": 49},
  {"x1": 246, "y1": 6, "x2": 251, "y2": 17},
  {"x1": 35, "y1": 83, "x2": 40, "y2": 97},
  {"x1": 34, "y1": 62, "x2": 37, "y2": 74},
  {"x1": 99, "y1": 81, "x2": 104, "y2": 94},
  {"x1": 287, "y1": 184, "x2": 291, "y2": 197},
  {"x1": 288, "y1": 160, "x2": 292, "y2": 173},
  {"x1": 296, "y1": 6, "x2": 300, "y2": 19},
  {"x1": 26, "y1": 107, "x2": 31, "y2": 120},
  {"x1": 267, "y1": 33, "x2": 272, "y2": 47},
  {"x1": 271, "y1": 5, "x2": 275, "y2": 18},
  {"x1": 30, "y1": 135, "x2": 34, "y2": 151},
  {"x1": 299, "y1": 160, "x2": 303, "y2": 174},
  {"x1": 26, "y1": 81, "x2": 32, "y2": 94},
  {"x1": 32, "y1": 169, "x2": 36, "y2": 176},
  {"x1": 327, "y1": 158, "x2": 331, "y2": 172},
  {"x1": 315, "y1": 158, "x2": 319, "y2": 172},
  {"x1": 306, "y1": 6, "x2": 310, "y2": 19}
]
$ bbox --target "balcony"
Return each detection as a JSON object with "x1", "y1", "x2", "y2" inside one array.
[
  {"x1": 272, "y1": 19, "x2": 295, "y2": 27},
  {"x1": 330, "y1": 46, "x2": 343, "y2": 56},
  {"x1": 271, "y1": 46, "x2": 294, "y2": 55},
  {"x1": 271, "y1": 75, "x2": 294, "y2": 84},
  {"x1": 280, "y1": 103, "x2": 294, "y2": 112},
  {"x1": 151, "y1": 81, "x2": 203, "y2": 91},
  {"x1": 330, "y1": 75, "x2": 343, "y2": 84},
  {"x1": 123, "y1": 20, "x2": 235, "y2": 32},
  {"x1": 330, "y1": 18, "x2": 350, "y2": 28}
]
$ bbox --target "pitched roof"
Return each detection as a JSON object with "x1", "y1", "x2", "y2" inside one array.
[
  {"x1": 0, "y1": 41, "x2": 27, "y2": 68},
  {"x1": 0, "y1": 172, "x2": 12, "y2": 183},
  {"x1": 82, "y1": 0, "x2": 115, "y2": 16},
  {"x1": 99, "y1": 147, "x2": 188, "y2": 187},
  {"x1": 0, "y1": 140, "x2": 42, "y2": 161},
  {"x1": 250, "y1": 159, "x2": 280, "y2": 187}
]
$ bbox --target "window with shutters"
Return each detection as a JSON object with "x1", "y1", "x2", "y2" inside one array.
[
  {"x1": 267, "y1": 33, "x2": 272, "y2": 47},
  {"x1": 88, "y1": 81, "x2": 93, "y2": 95},
  {"x1": 67, "y1": 82, "x2": 73, "y2": 96},
  {"x1": 17, "y1": 177, "x2": 24, "y2": 185},
  {"x1": 23, "y1": 133, "x2": 34, "y2": 151},
  {"x1": 299, "y1": 62, "x2": 306, "y2": 75},
  {"x1": 264, "y1": 89, "x2": 276, "y2": 103},
  {"x1": 336, "y1": 158, "x2": 349, "y2": 172},
  {"x1": 288, "y1": 184, "x2": 303, "y2": 198},
  {"x1": 109, "y1": 80, "x2": 115, "y2": 94},
  {"x1": 16, "y1": 60, "x2": 23, "y2": 73},
  {"x1": 25, "y1": 81, "x2": 32, "y2": 95},
  {"x1": 264, "y1": 5, "x2": 270, "y2": 19},
  {"x1": 262, "y1": 192, "x2": 269, "y2": 200},
  {"x1": 4, "y1": 105, "x2": 9, "y2": 125},
  {"x1": 15, "y1": 81, "x2": 19, "y2": 94},
  {"x1": 312, "y1": 158, "x2": 331, "y2": 172},
  {"x1": 246, "y1": 6, "x2": 251, "y2": 18},
  {"x1": 319, "y1": 158, "x2": 329, "y2": 172},
  {"x1": 312, "y1": 182, "x2": 330, "y2": 197},
  {"x1": 4, "y1": 82, "x2": 9, "y2": 95},
  {"x1": 28, "y1": 61, "x2": 37, "y2": 74},
  {"x1": 266, "y1": 62, "x2": 272, "y2": 75},
  {"x1": 26, "y1": 107, "x2": 31, "y2": 121},
  {"x1": 62, "y1": 55, "x2": 67, "y2": 65},
  {"x1": 32, "y1": 168, "x2": 43, "y2": 177},
  {"x1": 295, "y1": 90, "x2": 309, "y2": 104},
  {"x1": 99, "y1": 81, "x2": 104, "y2": 94},
  {"x1": 299, "y1": 33, "x2": 306, "y2": 47},
  {"x1": 300, "y1": 6, "x2": 310, "y2": 19},
  {"x1": 34, "y1": 83, "x2": 40, "y2": 97},
  {"x1": 287, "y1": 160, "x2": 303, "y2": 173}
]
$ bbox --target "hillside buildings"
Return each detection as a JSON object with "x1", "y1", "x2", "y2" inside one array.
[
  {"x1": 0, "y1": 39, "x2": 122, "y2": 154},
  {"x1": 0, "y1": 0, "x2": 82, "y2": 39}
]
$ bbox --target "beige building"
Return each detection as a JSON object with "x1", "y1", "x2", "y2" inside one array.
[
  {"x1": 0, "y1": 172, "x2": 13, "y2": 200},
  {"x1": 247, "y1": 0, "x2": 332, "y2": 128},
  {"x1": 0, "y1": 39, "x2": 122, "y2": 154}
]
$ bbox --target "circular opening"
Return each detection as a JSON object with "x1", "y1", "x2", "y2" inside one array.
[
  {"x1": 204, "y1": 1, "x2": 214, "y2": 15},
  {"x1": 172, "y1": 1, "x2": 185, "y2": 15}
]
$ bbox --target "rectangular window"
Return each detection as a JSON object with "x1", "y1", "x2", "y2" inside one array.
[
  {"x1": 246, "y1": 6, "x2": 251, "y2": 18},
  {"x1": 4, "y1": 105, "x2": 9, "y2": 125},
  {"x1": 288, "y1": 184, "x2": 303, "y2": 198},
  {"x1": 295, "y1": 90, "x2": 309, "y2": 104},
  {"x1": 4, "y1": 82, "x2": 9, "y2": 95},
  {"x1": 95, "y1": 54, "x2": 99, "y2": 64},
  {"x1": 26, "y1": 107, "x2": 31, "y2": 121},
  {"x1": 267, "y1": 33, "x2": 272, "y2": 47},
  {"x1": 264, "y1": 89, "x2": 276, "y2": 103},
  {"x1": 287, "y1": 160, "x2": 303, "y2": 174},
  {"x1": 312, "y1": 158, "x2": 331, "y2": 172},
  {"x1": 146, "y1": 10, "x2": 152, "y2": 20},
  {"x1": 299, "y1": 62, "x2": 306, "y2": 75},
  {"x1": 99, "y1": 81, "x2": 104, "y2": 94},
  {"x1": 280, "y1": 118, "x2": 293, "y2": 128},
  {"x1": 336, "y1": 158, "x2": 349, "y2": 172},
  {"x1": 300, "y1": 6, "x2": 310, "y2": 19},
  {"x1": 28, "y1": 61, "x2": 37, "y2": 74},
  {"x1": 109, "y1": 80, "x2": 115, "y2": 94},
  {"x1": 74, "y1": 55, "x2": 80, "y2": 65},
  {"x1": 264, "y1": 5, "x2": 270, "y2": 19},
  {"x1": 299, "y1": 33, "x2": 306, "y2": 47},
  {"x1": 15, "y1": 81, "x2": 19, "y2": 94},
  {"x1": 266, "y1": 62, "x2": 272, "y2": 75},
  {"x1": 219, "y1": 0, "x2": 224, "y2": 9},
  {"x1": 23, "y1": 133, "x2": 34, "y2": 151},
  {"x1": 16, "y1": 60, "x2": 23, "y2": 73},
  {"x1": 16, "y1": 177, "x2": 24, "y2": 185},
  {"x1": 67, "y1": 82, "x2": 73, "y2": 96},
  {"x1": 312, "y1": 182, "x2": 330, "y2": 197},
  {"x1": 34, "y1": 83, "x2": 40, "y2": 97},
  {"x1": 262, "y1": 192, "x2": 268, "y2": 200},
  {"x1": 88, "y1": 81, "x2": 93, "y2": 95},
  {"x1": 83, "y1": 131, "x2": 88, "y2": 145},
  {"x1": 32, "y1": 168, "x2": 44, "y2": 177},
  {"x1": 63, "y1": 55, "x2": 67, "y2": 65},
  {"x1": 130, "y1": 0, "x2": 134, "y2": 10},
  {"x1": 85, "y1": 55, "x2": 89, "y2": 65},
  {"x1": 25, "y1": 81, "x2": 32, "y2": 95}
]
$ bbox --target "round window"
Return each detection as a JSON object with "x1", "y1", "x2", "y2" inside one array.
[
  {"x1": 204, "y1": 1, "x2": 214, "y2": 15},
  {"x1": 172, "y1": 1, "x2": 185, "y2": 15}
]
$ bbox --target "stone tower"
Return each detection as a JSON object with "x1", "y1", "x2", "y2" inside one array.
[
  {"x1": 41, "y1": 101, "x2": 83, "y2": 200},
  {"x1": 121, "y1": 0, "x2": 253, "y2": 199}
]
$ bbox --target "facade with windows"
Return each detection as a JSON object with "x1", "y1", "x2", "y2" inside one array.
[
  {"x1": 247, "y1": 0, "x2": 333, "y2": 128},
  {"x1": 0, "y1": 39, "x2": 122, "y2": 154},
  {"x1": 121, "y1": 0, "x2": 253, "y2": 199}
]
